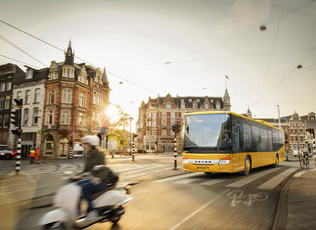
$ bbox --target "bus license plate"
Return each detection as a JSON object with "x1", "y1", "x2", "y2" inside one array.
[{"x1": 198, "y1": 167, "x2": 209, "y2": 171}]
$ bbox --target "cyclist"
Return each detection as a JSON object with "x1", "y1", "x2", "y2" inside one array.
[{"x1": 302, "y1": 145, "x2": 309, "y2": 160}]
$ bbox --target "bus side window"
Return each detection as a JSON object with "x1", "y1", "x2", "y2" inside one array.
[{"x1": 232, "y1": 124, "x2": 239, "y2": 151}]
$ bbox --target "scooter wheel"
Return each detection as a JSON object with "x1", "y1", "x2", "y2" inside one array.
[
  {"x1": 111, "y1": 215, "x2": 121, "y2": 224},
  {"x1": 44, "y1": 222, "x2": 66, "y2": 230}
]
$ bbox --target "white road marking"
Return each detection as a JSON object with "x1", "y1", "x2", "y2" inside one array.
[
  {"x1": 175, "y1": 178, "x2": 201, "y2": 184},
  {"x1": 200, "y1": 179, "x2": 226, "y2": 186},
  {"x1": 293, "y1": 171, "x2": 306, "y2": 177},
  {"x1": 257, "y1": 168, "x2": 297, "y2": 190},
  {"x1": 169, "y1": 189, "x2": 230, "y2": 230},
  {"x1": 154, "y1": 173, "x2": 199, "y2": 182},
  {"x1": 226, "y1": 168, "x2": 280, "y2": 187}
]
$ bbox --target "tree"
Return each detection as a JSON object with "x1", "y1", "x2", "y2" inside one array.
[{"x1": 105, "y1": 104, "x2": 131, "y2": 149}]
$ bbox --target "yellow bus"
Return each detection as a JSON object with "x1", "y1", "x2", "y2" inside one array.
[{"x1": 182, "y1": 111, "x2": 285, "y2": 175}]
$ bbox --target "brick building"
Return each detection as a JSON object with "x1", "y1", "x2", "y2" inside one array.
[
  {"x1": 135, "y1": 89, "x2": 231, "y2": 152},
  {"x1": 41, "y1": 41, "x2": 110, "y2": 159}
]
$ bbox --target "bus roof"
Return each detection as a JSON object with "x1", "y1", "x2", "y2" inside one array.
[{"x1": 184, "y1": 111, "x2": 284, "y2": 131}]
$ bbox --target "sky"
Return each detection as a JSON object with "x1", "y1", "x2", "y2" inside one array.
[{"x1": 0, "y1": 0, "x2": 316, "y2": 127}]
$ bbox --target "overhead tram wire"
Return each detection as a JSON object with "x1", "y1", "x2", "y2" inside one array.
[
  {"x1": 0, "y1": 35, "x2": 47, "y2": 67},
  {"x1": 0, "y1": 19, "x2": 158, "y2": 96},
  {"x1": 169, "y1": 0, "x2": 315, "y2": 64},
  {"x1": 0, "y1": 54, "x2": 41, "y2": 69},
  {"x1": 257, "y1": 0, "x2": 287, "y2": 112}
]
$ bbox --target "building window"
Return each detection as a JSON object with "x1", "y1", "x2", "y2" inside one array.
[
  {"x1": 6, "y1": 82, "x2": 11, "y2": 91},
  {"x1": 153, "y1": 121, "x2": 156, "y2": 126},
  {"x1": 0, "y1": 83, "x2": 5, "y2": 92},
  {"x1": 62, "y1": 88, "x2": 72, "y2": 103},
  {"x1": 205, "y1": 104, "x2": 209, "y2": 108},
  {"x1": 193, "y1": 104, "x2": 197, "y2": 108},
  {"x1": 33, "y1": 107, "x2": 39, "y2": 125},
  {"x1": 166, "y1": 104, "x2": 171, "y2": 109},
  {"x1": 189, "y1": 99, "x2": 192, "y2": 102},
  {"x1": 44, "y1": 135, "x2": 54, "y2": 156},
  {"x1": 4, "y1": 96, "x2": 10, "y2": 109},
  {"x1": 0, "y1": 115, "x2": 2, "y2": 127},
  {"x1": 23, "y1": 109, "x2": 29, "y2": 126},
  {"x1": 93, "y1": 93, "x2": 96, "y2": 104},
  {"x1": 60, "y1": 109, "x2": 70, "y2": 124},
  {"x1": 67, "y1": 69, "x2": 70, "y2": 78},
  {"x1": 181, "y1": 104, "x2": 185, "y2": 109},
  {"x1": 25, "y1": 90, "x2": 31, "y2": 104},
  {"x1": 211, "y1": 99, "x2": 214, "y2": 102},
  {"x1": 162, "y1": 120, "x2": 166, "y2": 126},
  {"x1": 216, "y1": 104, "x2": 220, "y2": 109},
  {"x1": 148, "y1": 121, "x2": 151, "y2": 126},
  {"x1": 181, "y1": 99, "x2": 184, "y2": 102},
  {"x1": 79, "y1": 93, "x2": 86, "y2": 107},
  {"x1": 0, "y1": 97, "x2": 4, "y2": 110},
  {"x1": 3, "y1": 114, "x2": 9, "y2": 128},
  {"x1": 197, "y1": 99, "x2": 200, "y2": 102},
  {"x1": 171, "y1": 112, "x2": 175, "y2": 118},
  {"x1": 48, "y1": 91, "x2": 55, "y2": 104},
  {"x1": 46, "y1": 110, "x2": 54, "y2": 125},
  {"x1": 17, "y1": 91, "x2": 22, "y2": 100},
  {"x1": 162, "y1": 112, "x2": 166, "y2": 118},
  {"x1": 34, "y1": 88, "x2": 40, "y2": 103},
  {"x1": 181, "y1": 113, "x2": 185, "y2": 117},
  {"x1": 78, "y1": 112, "x2": 85, "y2": 126},
  {"x1": 148, "y1": 113, "x2": 151, "y2": 118},
  {"x1": 153, "y1": 113, "x2": 156, "y2": 118},
  {"x1": 162, "y1": 130, "x2": 166, "y2": 136}
]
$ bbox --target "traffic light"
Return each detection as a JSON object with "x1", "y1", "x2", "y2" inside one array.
[
  {"x1": 11, "y1": 128, "x2": 22, "y2": 136},
  {"x1": 14, "y1": 99, "x2": 23, "y2": 108},
  {"x1": 10, "y1": 109, "x2": 20, "y2": 127},
  {"x1": 172, "y1": 123, "x2": 176, "y2": 132}
]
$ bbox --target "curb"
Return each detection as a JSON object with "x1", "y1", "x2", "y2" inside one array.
[{"x1": 272, "y1": 171, "x2": 297, "y2": 230}]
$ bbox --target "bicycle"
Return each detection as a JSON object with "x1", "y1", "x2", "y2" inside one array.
[{"x1": 300, "y1": 154, "x2": 309, "y2": 169}]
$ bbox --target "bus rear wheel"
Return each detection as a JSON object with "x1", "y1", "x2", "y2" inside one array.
[{"x1": 241, "y1": 156, "x2": 251, "y2": 176}]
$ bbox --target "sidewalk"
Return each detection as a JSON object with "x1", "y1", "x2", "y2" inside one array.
[{"x1": 273, "y1": 169, "x2": 316, "y2": 230}]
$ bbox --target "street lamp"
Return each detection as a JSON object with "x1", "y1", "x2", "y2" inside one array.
[{"x1": 129, "y1": 117, "x2": 133, "y2": 157}]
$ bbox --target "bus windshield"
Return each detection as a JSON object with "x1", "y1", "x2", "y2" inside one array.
[{"x1": 184, "y1": 113, "x2": 232, "y2": 152}]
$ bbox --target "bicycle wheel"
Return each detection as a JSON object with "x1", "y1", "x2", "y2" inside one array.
[
  {"x1": 300, "y1": 159, "x2": 304, "y2": 169},
  {"x1": 306, "y1": 157, "x2": 309, "y2": 169}
]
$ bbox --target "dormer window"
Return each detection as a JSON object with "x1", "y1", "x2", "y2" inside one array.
[
  {"x1": 166, "y1": 104, "x2": 171, "y2": 109},
  {"x1": 26, "y1": 69, "x2": 33, "y2": 79},
  {"x1": 205, "y1": 104, "x2": 209, "y2": 108}
]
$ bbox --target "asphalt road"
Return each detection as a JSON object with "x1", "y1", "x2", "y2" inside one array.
[{"x1": 2, "y1": 153, "x2": 312, "y2": 230}]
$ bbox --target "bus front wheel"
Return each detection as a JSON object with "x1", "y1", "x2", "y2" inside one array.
[
  {"x1": 272, "y1": 154, "x2": 279, "y2": 168},
  {"x1": 241, "y1": 156, "x2": 251, "y2": 176}
]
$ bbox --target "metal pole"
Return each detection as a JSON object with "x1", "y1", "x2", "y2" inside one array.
[
  {"x1": 277, "y1": 105, "x2": 281, "y2": 129},
  {"x1": 132, "y1": 137, "x2": 135, "y2": 161},
  {"x1": 15, "y1": 135, "x2": 21, "y2": 176},
  {"x1": 173, "y1": 135, "x2": 177, "y2": 170}
]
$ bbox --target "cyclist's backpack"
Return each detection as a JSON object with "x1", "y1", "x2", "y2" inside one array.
[{"x1": 105, "y1": 167, "x2": 119, "y2": 186}]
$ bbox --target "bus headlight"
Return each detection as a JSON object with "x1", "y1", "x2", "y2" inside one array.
[
  {"x1": 182, "y1": 157, "x2": 189, "y2": 164},
  {"x1": 219, "y1": 157, "x2": 231, "y2": 165}
]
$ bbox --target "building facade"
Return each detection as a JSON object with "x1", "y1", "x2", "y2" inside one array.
[
  {"x1": 135, "y1": 90, "x2": 231, "y2": 152},
  {"x1": 9, "y1": 66, "x2": 48, "y2": 157},
  {"x1": 0, "y1": 63, "x2": 25, "y2": 146},
  {"x1": 41, "y1": 41, "x2": 111, "y2": 159}
]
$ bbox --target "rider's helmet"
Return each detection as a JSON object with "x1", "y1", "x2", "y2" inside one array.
[{"x1": 81, "y1": 135, "x2": 100, "y2": 146}]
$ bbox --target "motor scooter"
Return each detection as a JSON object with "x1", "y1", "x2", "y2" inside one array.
[{"x1": 39, "y1": 165, "x2": 132, "y2": 230}]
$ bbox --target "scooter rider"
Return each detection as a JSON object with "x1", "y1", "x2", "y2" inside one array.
[{"x1": 78, "y1": 135, "x2": 108, "y2": 221}]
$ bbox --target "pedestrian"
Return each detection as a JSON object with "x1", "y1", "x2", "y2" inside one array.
[
  {"x1": 35, "y1": 147, "x2": 40, "y2": 161},
  {"x1": 29, "y1": 148, "x2": 35, "y2": 164}
]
